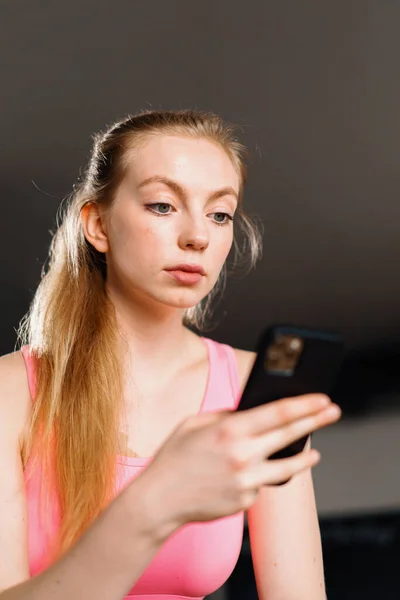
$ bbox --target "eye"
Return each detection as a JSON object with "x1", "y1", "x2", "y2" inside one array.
[
  {"x1": 145, "y1": 202, "x2": 173, "y2": 215},
  {"x1": 210, "y1": 212, "x2": 234, "y2": 226}
]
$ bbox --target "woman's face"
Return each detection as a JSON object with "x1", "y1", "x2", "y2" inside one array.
[{"x1": 90, "y1": 134, "x2": 240, "y2": 312}]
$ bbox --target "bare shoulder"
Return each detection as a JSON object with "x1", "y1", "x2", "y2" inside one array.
[
  {"x1": 0, "y1": 351, "x2": 32, "y2": 587},
  {"x1": 0, "y1": 349, "x2": 26, "y2": 370},
  {"x1": 0, "y1": 351, "x2": 32, "y2": 451},
  {"x1": 232, "y1": 348, "x2": 257, "y2": 393},
  {"x1": 0, "y1": 349, "x2": 30, "y2": 392}
]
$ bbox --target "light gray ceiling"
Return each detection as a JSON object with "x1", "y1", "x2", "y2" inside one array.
[{"x1": 2, "y1": 0, "x2": 400, "y2": 356}]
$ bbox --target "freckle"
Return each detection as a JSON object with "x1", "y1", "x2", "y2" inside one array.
[{"x1": 273, "y1": 562, "x2": 277, "y2": 567}]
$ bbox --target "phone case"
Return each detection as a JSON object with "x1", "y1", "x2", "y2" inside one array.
[{"x1": 236, "y1": 325, "x2": 344, "y2": 460}]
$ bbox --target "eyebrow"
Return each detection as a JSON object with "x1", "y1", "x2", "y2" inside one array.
[{"x1": 137, "y1": 175, "x2": 239, "y2": 203}]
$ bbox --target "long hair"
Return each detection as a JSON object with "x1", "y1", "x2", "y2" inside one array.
[{"x1": 17, "y1": 109, "x2": 263, "y2": 562}]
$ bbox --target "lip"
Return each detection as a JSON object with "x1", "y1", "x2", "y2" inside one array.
[{"x1": 165, "y1": 264, "x2": 205, "y2": 275}]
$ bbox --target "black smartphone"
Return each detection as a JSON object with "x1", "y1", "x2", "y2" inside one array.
[{"x1": 236, "y1": 324, "x2": 344, "y2": 461}]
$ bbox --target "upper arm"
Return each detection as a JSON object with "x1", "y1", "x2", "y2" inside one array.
[{"x1": 0, "y1": 351, "x2": 32, "y2": 591}]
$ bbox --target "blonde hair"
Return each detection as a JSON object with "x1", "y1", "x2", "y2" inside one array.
[{"x1": 18, "y1": 109, "x2": 263, "y2": 563}]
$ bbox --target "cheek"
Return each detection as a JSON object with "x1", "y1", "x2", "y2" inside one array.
[
  {"x1": 141, "y1": 224, "x2": 173, "y2": 255},
  {"x1": 143, "y1": 224, "x2": 161, "y2": 240},
  {"x1": 207, "y1": 236, "x2": 233, "y2": 284},
  {"x1": 113, "y1": 216, "x2": 161, "y2": 250},
  {"x1": 118, "y1": 223, "x2": 171, "y2": 271},
  {"x1": 217, "y1": 232, "x2": 234, "y2": 262}
]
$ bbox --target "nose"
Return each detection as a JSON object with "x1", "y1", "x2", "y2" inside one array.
[{"x1": 178, "y1": 214, "x2": 210, "y2": 251}]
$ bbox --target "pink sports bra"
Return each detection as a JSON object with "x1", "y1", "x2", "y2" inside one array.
[{"x1": 21, "y1": 337, "x2": 245, "y2": 600}]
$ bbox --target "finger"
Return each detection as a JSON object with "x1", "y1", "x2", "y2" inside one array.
[
  {"x1": 243, "y1": 448, "x2": 321, "y2": 488},
  {"x1": 227, "y1": 403, "x2": 340, "y2": 468},
  {"x1": 230, "y1": 393, "x2": 332, "y2": 437},
  {"x1": 259, "y1": 403, "x2": 341, "y2": 460}
]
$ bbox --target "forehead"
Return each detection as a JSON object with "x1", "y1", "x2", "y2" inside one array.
[{"x1": 123, "y1": 134, "x2": 240, "y2": 191}]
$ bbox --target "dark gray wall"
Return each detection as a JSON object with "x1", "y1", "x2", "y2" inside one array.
[{"x1": 2, "y1": 0, "x2": 400, "y2": 363}]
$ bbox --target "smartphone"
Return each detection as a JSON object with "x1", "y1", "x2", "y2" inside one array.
[{"x1": 236, "y1": 324, "x2": 344, "y2": 461}]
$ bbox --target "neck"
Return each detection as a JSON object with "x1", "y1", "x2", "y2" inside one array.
[{"x1": 106, "y1": 284, "x2": 199, "y2": 379}]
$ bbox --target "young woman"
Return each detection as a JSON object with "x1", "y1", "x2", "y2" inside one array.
[{"x1": 0, "y1": 110, "x2": 341, "y2": 600}]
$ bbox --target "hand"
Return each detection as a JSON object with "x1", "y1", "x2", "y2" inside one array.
[{"x1": 140, "y1": 394, "x2": 341, "y2": 529}]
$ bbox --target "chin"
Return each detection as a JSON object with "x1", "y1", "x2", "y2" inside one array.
[
  {"x1": 167, "y1": 296, "x2": 205, "y2": 310},
  {"x1": 155, "y1": 288, "x2": 211, "y2": 310}
]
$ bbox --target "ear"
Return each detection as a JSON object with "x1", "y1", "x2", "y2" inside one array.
[{"x1": 80, "y1": 202, "x2": 109, "y2": 253}]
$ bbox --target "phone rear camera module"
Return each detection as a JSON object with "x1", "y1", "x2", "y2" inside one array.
[{"x1": 264, "y1": 334, "x2": 304, "y2": 376}]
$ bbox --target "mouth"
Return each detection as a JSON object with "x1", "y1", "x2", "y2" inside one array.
[
  {"x1": 164, "y1": 264, "x2": 206, "y2": 285},
  {"x1": 165, "y1": 264, "x2": 206, "y2": 275}
]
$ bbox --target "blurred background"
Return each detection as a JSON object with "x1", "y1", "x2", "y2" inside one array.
[{"x1": 1, "y1": 1, "x2": 400, "y2": 598}]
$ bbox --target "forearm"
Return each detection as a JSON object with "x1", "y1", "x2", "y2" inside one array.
[
  {"x1": 1, "y1": 472, "x2": 176, "y2": 600},
  {"x1": 248, "y1": 468, "x2": 326, "y2": 600}
]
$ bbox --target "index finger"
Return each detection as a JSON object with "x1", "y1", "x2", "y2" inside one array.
[{"x1": 230, "y1": 394, "x2": 332, "y2": 437}]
